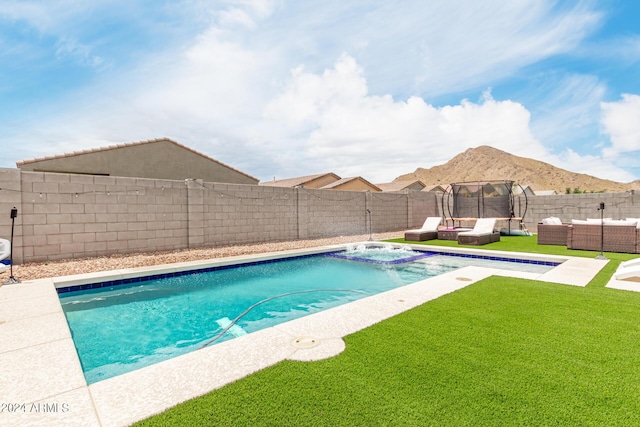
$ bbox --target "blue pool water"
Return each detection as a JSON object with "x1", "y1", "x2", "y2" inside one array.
[{"x1": 58, "y1": 246, "x2": 559, "y2": 384}]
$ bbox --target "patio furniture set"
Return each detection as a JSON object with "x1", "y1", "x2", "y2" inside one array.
[
  {"x1": 404, "y1": 217, "x2": 501, "y2": 246},
  {"x1": 537, "y1": 217, "x2": 640, "y2": 254}
]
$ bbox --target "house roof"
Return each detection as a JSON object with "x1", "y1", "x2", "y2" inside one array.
[
  {"x1": 260, "y1": 172, "x2": 340, "y2": 188},
  {"x1": 320, "y1": 177, "x2": 381, "y2": 191},
  {"x1": 422, "y1": 185, "x2": 446, "y2": 192},
  {"x1": 376, "y1": 180, "x2": 426, "y2": 192},
  {"x1": 512, "y1": 185, "x2": 535, "y2": 195},
  {"x1": 16, "y1": 137, "x2": 259, "y2": 182}
]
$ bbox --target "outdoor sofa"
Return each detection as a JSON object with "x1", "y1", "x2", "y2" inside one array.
[
  {"x1": 566, "y1": 218, "x2": 640, "y2": 254},
  {"x1": 536, "y1": 217, "x2": 570, "y2": 246}
]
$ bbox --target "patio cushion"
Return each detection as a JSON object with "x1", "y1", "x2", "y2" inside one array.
[
  {"x1": 586, "y1": 218, "x2": 611, "y2": 224},
  {"x1": 542, "y1": 217, "x2": 562, "y2": 225},
  {"x1": 626, "y1": 218, "x2": 640, "y2": 228},
  {"x1": 604, "y1": 219, "x2": 637, "y2": 226},
  {"x1": 458, "y1": 218, "x2": 496, "y2": 236},
  {"x1": 419, "y1": 216, "x2": 442, "y2": 231}
]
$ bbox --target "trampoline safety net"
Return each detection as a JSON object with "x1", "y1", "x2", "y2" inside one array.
[{"x1": 443, "y1": 180, "x2": 527, "y2": 220}]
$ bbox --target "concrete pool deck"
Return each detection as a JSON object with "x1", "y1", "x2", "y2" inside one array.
[{"x1": 0, "y1": 242, "x2": 609, "y2": 427}]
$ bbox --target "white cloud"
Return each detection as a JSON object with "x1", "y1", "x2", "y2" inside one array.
[
  {"x1": 264, "y1": 54, "x2": 548, "y2": 181},
  {"x1": 553, "y1": 148, "x2": 636, "y2": 183},
  {"x1": 265, "y1": 54, "x2": 368, "y2": 129},
  {"x1": 0, "y1": 1, "x2": 61, "y2": 31},
  {"x1": 215, "y1": 0, "x2": 278, "y2": 28},
  {"x1": 345, "y1": 0, "x2": 602, "y2": 97},
  {"x1": 55, "y1": 36, "x2": 104, "y2": 68},
  {"x1": 601, "y1": 94, "x2": 640, "y2": 157}
]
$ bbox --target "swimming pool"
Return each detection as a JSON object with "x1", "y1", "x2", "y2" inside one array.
[{"x1": 57, "y1": 243, "x2": 560, "y2": 384}]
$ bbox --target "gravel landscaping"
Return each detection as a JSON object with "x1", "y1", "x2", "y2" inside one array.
[{"x1": 0, "y1": 231, "x2": 403, "y2": 282}]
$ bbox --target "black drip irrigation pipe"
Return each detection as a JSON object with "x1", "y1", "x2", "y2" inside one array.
[{"x1": 199, "y1": 288, "x2": 370, "y2": 349}]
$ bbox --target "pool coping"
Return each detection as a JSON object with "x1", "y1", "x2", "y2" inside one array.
[{"x1": 0, "y1": 242, "x2": 609, "y2": 427}]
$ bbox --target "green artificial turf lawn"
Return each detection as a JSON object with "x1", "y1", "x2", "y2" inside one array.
[{"x1": 135, "y1": 236, "x2": 640, "y2": 426}]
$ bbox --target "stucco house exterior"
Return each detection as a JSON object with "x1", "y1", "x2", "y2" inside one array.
[
  {"x1": 16, "y1": 138, "x2": 259, "y2": 185},
  {"x1": 512, "y1": 185, "x2": 536, "y2": 196},
  {"x1": 376, "y1": 180, "x2": 426, "y2": 192},
  {"x1": 261, "y1": 173, "x2": 381, "y2": 192},
  {"x1": 533, "y1": 189, "x2": 558, "y2": 195},
  {"x1": 319, "y1": 177, "x2": 381, "y2": 192},
  {"x1": 260, "y1": 173, "x2": 341, "y2": 189},
  {"x1": 422, "y1": 185, "x2": 446, "y2": 193}
]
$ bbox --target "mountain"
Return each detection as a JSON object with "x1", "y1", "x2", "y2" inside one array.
[{"x1": 395, "y1": 146, "x2": 640, "y2": 194}]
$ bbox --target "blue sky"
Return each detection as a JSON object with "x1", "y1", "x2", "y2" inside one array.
[{"x1": 1, "y1": 0, "x2": 639, "y2": 184}]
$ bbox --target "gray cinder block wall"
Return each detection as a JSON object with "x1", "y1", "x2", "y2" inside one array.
[
  {"x1": 301, "y1": 188, "x2": 368, "y2": 239},
  {"x1": 11, "y1": 171, "x2": 189, "y2": 263},
  {"x1": 407, "y1": 191, "x2": 440, "y2": 229},
  {"x1": 199, "y1": 182, "x2": 299, "y2": 246},
  {"x1": 0, "y1": 168, "x2": 22, "y2": 263},
  {"x1": 0, "y1": 169, "x2": 427, "y2": 264},
  {"x1": 3, "y1": 167, "x2": 639, "y2": 264}
]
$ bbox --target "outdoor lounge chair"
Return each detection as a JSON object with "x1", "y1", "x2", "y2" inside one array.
[
  {"x1": 404, "y1": 217, "x2": 442, "y2": 241},
  {"x1": 614, "y1": 265, "x2": 640, "y2": 282},
  {"x1": 0, "y1": 238, "x2": 10, "y2": 273},
  {"x1": 613, "y1": 257, "x2": 640, "y2": 281},
  {"x1": 457, "y1": 218, "x2": 500, "y2": 245},
  {"x1": 620, "y1": 258, "x2": 640, "y2": 269}
]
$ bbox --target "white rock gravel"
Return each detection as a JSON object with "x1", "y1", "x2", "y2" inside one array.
[{"x1": 0, "y1": 232, "x2": 403, "y2": 282}]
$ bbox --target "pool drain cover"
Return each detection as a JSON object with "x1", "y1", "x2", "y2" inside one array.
[
  {"x1": 292, "y1": 337, "x2": 320, "y2": 349},
  {"x1": 456, "y1": 277, "x2": 473, "y2": 282}
]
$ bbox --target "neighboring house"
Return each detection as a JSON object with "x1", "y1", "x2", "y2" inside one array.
[
  {"x1": 512, "y1": 185, "x2": 536, "y2": 196},
  {"x1": 319, "y1": 177, "x2": 381, "y2": 192},
  {"x1": 261, "y1": 173, "x2": 381, "y2": 192},
  {"x1": 16, "y1": 138, "x2": 259, "y2": 185},
  {"x1": 422, "y1": 185, "x2": 446, "y2": 193},
  {"x1": 376, "y1": 180, "x2": 426, "y2": 192},
  {"x1": 260, "y1": 173, "x2": 341, "y2": 189}
]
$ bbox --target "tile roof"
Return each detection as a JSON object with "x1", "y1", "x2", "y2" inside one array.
[
  {"x1": 260, "y1": 172, "x2": 340, "y2": 187},
  {"x1": 376, "y1": 180, "x2": 426, "y2": 192},
  {"x1": 422, "y1": 184, "x2": 446, "y2": 192},
  {"x1": 320, "y1": 177, "x2": 381, "y2": 191}
]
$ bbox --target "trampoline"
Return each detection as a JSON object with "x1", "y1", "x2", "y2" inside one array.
[{"x1": 441, "y1": 181, "x2": 529, "y2": 234}]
